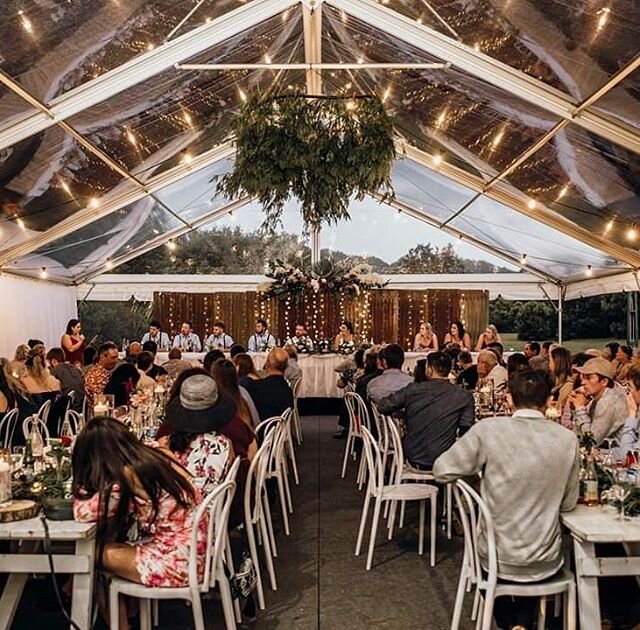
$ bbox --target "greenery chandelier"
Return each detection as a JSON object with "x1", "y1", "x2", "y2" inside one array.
[{"x1": 216, "y1": 93, "x2": 396, "y2": 232}]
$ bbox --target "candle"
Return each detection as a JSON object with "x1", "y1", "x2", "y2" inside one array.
[
  {"x1": 0, "y1": 460, "x2": 11, "y2": 505},
  {"x1": 94, "y1": 403, "x2": 109, "y2": 415}
]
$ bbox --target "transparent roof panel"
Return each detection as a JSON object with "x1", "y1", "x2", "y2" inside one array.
[
  {"x1": 592, "y1": 69, "x2": 640, "y2": 131},
  {"x1": 8, "y1": 157, "x2": 237, "y2": 279},
  {"x1": 450, "y1": 196, "x2": 627, "y2": 280},
  {"x1": 0, "y1": 0, "x2": 251, "y2": 123},
  {"x1": 0, "y1": 128, "x2": 124, "y2": 252},
  {"x1": 323, "y1": 6, "x2": 561, "y2": 179},
  {"x1": 507, "y1": 123, "x2": 640, "y2": 250},
  {"x1": 66, "y1": 10, "x2": 304, "y2": 180},
  {"x1": 380, "y1": 1, "x2": 640, "y2": 99}
]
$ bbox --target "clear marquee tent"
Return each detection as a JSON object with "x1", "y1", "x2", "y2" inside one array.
[{"x1": 0, "y1": 0, "x2": 639, "y2": 355}]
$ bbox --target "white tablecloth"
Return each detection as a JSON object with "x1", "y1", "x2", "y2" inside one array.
[{"x1": 155, "y1": 351, "x2": 432, "y2": 398}]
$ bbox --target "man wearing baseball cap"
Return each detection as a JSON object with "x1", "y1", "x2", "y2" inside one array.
[{"x1": 570, "y1": 357, "x2": 626, "y2": 444}]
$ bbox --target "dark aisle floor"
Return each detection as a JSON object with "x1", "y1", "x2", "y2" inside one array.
[{"x1": 9, "y1": 415, "x2": 471, "y2": 629}]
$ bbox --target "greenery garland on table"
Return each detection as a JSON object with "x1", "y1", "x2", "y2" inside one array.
[{"x1": 216, "y1": 93, "x2": 396, "y2": 232}]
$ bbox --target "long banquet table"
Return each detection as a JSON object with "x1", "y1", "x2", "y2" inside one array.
[{"x1": 155, "y1": 351, "x2": 435, "y2": 398}]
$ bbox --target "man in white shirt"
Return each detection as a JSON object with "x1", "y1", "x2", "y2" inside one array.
[
  {"x1": 141, "y1": 320, "x2": 171, "y2": 350},
  {"x1": 287, "y1": 323, "x2": 314, "y2": 353},
  {"x1": 204, "y1": 321, "x2": 234, "y2": 350},
  {"x1": 247, "y1": 319, "x2": 276, "y2": 352},
  {"x1": 477, "y1": 349, "x2": 507, "y2": 390},
  {"x1": 172, "y1": 321, "x2": 202, "y2": 352},
  {"x1": 367, "y1": 344, "x2": 412, "y2": 404}
]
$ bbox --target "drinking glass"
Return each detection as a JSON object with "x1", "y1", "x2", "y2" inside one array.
[
  {"x1": 0, "y1": 449, "x2": 12, "y2": 506},
  {"x1": 611, "y1": 468, "x2": 632, "y2": 521}
]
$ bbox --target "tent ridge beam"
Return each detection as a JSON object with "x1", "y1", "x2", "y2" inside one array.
[
  {"x1": 328, "y1": 0, "x2": 640, "y2": 155},
  {"x1": 0, "y1": 0, "x2": 299, "y2": 152},
  {"x1": 176, "y1": 62, "x2": 451, "y2": 70}
]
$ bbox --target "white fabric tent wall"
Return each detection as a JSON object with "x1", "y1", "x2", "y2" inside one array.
[{"x1": 0, "y1": 273, "x2": 77, "y2": 358}]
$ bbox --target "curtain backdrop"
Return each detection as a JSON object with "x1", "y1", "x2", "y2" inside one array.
[
  {"x1": 0, "y1": 274, "x2": 78, "y2": 358},
  {"x1": 153, "y1": 289, "x2": 488, "y2": 349}
]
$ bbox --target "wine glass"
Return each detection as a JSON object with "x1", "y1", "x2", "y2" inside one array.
[{"x1": 611, "y1": 468, "x2": 632, "y2": 521}]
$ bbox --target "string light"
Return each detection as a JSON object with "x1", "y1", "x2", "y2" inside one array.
[
  {"x1": 238, "y1": 87, "x2": 247, "y2": 103},
  {"x1": 346, "y1": 100, "x2": 356, "y2": 111},
  {"x1": 183, "y1": 111, "x2": 193, "y2": 127},
  {"x1": 16, "y1": 217, "x2": 26, "y2": 230},
  {"x1": 264, "y1": 54, "x2": 272, "y2": 64},
  {"x1": 520, "y1": 253, "x2": 528, "y2": 266},
  {"x1": 585, "y1": 265, "x2": 593, "y2": 277},
  {"x1": 60, "y1": 180, "x2": 72, "y2": 195},
  {"x1": 126, "y1": 129, "x2": 138, "y2": 146},
  {"x1": 432, "y1": 153, "x2": 443, "y2": 166},
  {"x1": 596, "y1": 7, "x2": 611, "y2": 33},
  {"x1": 106, "y1": 259, "x2": 114, "y2": 270},
  {"x1": 18, "y1": 10, "x2": 33, "y2": 33},
  {"x1": 527, "y1": 199, "x2": 537, "y2": 210},
  {"x1": 89, "y1": 197, "x2": 100, "y2": 209},
  {"x1": 604, "y1": 219, "x2": 614, "y2": 235},
  {"x1": 382, "y1": 86, "x2": 391, "y2": 103},
  {"x1": 146, "y1": 43, "x2": 155, "y2": 51},
  {"x1": 490, "y1": 126, "x2": 505, "y2": 150},
  {"x1": 166, "y1": 240, "x2": 177, "y2": 251},
  {"x1": 40, "y1": 267, "x2": 48, "y2": 279},
  {"x1": 556, "y1": 184, "x2": 569, "y2": 200},
  {"x1": 181, "y1": 152, "x2": 193, "y2": 165},
  {"x1": 627, "y1": 225, "x2": 637, "y2": 241},
  {"x1": 435, "y1": 109, "x2": 448, "y2": 129}
]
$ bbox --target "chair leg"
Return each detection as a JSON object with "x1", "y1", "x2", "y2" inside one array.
[
  {"x1": 276, "y1": 473, "x2": 291, "y2": 536},
  {"x1": 538, "y1": 596, "x2": 547, "y2": 630},
  {"x1": 341, "y1": 434, "x2": 353, "y2": 478},
  {"x1": 446, "y1": 484, "x2": 453, "y2": 540},
  {"x1": 246, "y1": 520, "x2": 266, "y2": 610},
  {"x1": 282, "y1": 462, "x2": 294, "y2": 514},
  {"x1": 224, "y1": 537, "x2": 242, "y2": 624},
  {"x1": 140, "y1": 598, "x2": 151, "y2": 630},
  {"x1": 567, "y1": 582, "x2": 577, "y2": 630},
  {"x1": 430, "y1": 494, "x2": 437, "y2": 567},
  {"x1": 152, "y1": 600, "x2": 159, "y2": 627},
  {"x1": 190, "y1": 590, "x2": 206, "y2": 630},
  {"x1": 262, "y1": 494, "x2": 278, "y2": 557},
  {"x1": 219, "y1": 569, "x2": 237, "y2": 630},
  {"x1": 259, "y1": 512, "x2": 278, "y2": 591},
  {"x1": 399, "y1": 500, "x2": 406, "y2": 528},
  {"x1": 480, "y1": 589, "x2": 495, "y2": 630},
  {"x1": 387, "y1": 500, "x2": 398, "y2": 539},
  {"x1": 109, "y1": 585, "x2": 120, "y2": 630},
  {"x1": 287, "y1": 436, "x2": 300, "y2": 485},
  {"x1": 355, "y1": 490, "x2": 372, "y2": 556},
  {"x1": 366, "y1": 498, "x2": 383, "y2": 571},
  {"x1": 357, "y1": 455, "x2": 366, "y2": 490},
  {"x1": 451, "y1": 562, "x2": 469, "y2": 630},
  {"x1": 418, "y1": 500, "x2": 425, "y2": 556}
]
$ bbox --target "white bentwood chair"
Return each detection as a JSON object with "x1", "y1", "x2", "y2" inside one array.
[
  {"x1": 356, "y1": 427, "x2": 438, "y2": 570},
  {"x1": 288, "y1": 376, "x2": 303, "y2": 445},
  {"x1": 22, "y1": 414, "x2": 50, "y2": 443},
  {"x1": 109, "y1": 479, "x2": 237, "y2": 630},
  {"x1": 341, "y1": 392, "x2": 371, "y2": 488},
  {"x1": 0, "y1": 408, "x2": 19, "y2": 448},
  {"x1": 451, "y1": 479, "x2": 576, "y2": 630}
]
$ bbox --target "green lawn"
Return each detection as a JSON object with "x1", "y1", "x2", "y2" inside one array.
[{"x1": 500, "y1": 332, "x2": 627, "y2": 354}]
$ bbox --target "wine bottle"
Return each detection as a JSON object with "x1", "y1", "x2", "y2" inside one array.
[{"x1": 584, "y1": 458, "x2": 599, "y2": 506}]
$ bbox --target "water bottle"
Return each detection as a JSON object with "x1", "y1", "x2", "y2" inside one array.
[{"x1": 30, "y1": 427, "x2": 44, "y2": 472}]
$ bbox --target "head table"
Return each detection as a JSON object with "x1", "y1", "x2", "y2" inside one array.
[{"x1": 152, "y1": 351, "x2": 498, "y2": 398}]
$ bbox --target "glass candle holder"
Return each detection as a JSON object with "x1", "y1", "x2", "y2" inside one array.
[
  {"x1": 0, "y1": 448, "x2": 12, "y2": 506},
  {"x1": 93, "y1": 394, "x2": 115, "y2": 417}
]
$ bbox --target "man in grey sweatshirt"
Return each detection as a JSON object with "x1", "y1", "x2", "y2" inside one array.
[{"x1": 434, "y1": 370, "x2": 579, "y2": 625}]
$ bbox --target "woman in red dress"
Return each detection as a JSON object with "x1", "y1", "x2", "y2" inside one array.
[{"x1": 61, "y1": 318, "x2": 85, "y2": 367}]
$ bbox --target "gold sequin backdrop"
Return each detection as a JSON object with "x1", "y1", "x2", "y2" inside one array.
[{"x1": 154, "y1": 289, "x2": 488, "y2": 349}]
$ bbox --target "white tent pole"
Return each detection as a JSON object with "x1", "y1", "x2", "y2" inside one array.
[
  {"x1": 0, "y1": 142, "x2": 235, "y2": 267},
  {"x1": 177, "y1": 62, "x2": 450, "y2": 70},
  {"x1": 75, "y1": 196, "x2": 252, "y2": 284},
  {"x1": 0, "y1": 0, "x2": 299, "y2": 152},
  {"x1": 558, "y1": 287, "x2": 564, "y2": 344},
  {"x1": 328, "y1": 0, "x2": 640, "y2": 155},
  {"x1": 403, "y1": 145, "x2": 640, "y2": 269}
]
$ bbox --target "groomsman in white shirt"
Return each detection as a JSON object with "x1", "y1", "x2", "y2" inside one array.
[
  {"x1": 204, "y1": 321, "x2": 234, "y2": 350},
  {"x1": 141, "y1": 320, "x2": 171, "y2": 350},
  {"x1": 172, "y1": 321, "x2": 202, "y2": 352},
  {"x1": 248, "y1": 319, "x2": 276, "y2": 352}
]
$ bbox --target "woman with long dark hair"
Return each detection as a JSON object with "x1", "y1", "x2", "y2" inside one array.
[
  {"x1": 549, "y1": 346, "x2": 573, "y2": 411},
  {"x1": 72, "y1": 417, "x2": 204, "y2": 626},
  {"x1": 233, "y1": 353, "x2": 261, "y2": 390},
  {"x1": 212, "y1": 359, "x2": 259, "y2": 428},
  {"x1": 61, "y1": 318, "x2": 86, "y2": 367},
  {"x1": 443, "y1": 321, "x2": 471, "y2": 351},
  {"x1": 104, "y1": 363, "x2": 140, "y2": 407}
]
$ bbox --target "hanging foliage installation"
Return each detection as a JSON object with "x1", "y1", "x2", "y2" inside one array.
[{"x1": 216, "y1": 93, "x2": 396, "y2": 232}]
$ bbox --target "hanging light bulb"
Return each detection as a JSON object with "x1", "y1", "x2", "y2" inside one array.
[
  {"x1": 527, "y1": 199, "x2": 537, "y2": 210},
  {"x1": 181, "y1": 152, "x2": 193, "y2": 165},
  {"x1": 126, "y1": 129, "x2": 137, "y2": 146},
  {"x1": 238, "y1": 87, "x2": 247, "y2": 103},
  {"x1": 585, "y1": 265, "x2": 593, "y2": 277},
  {"x1": 432, "y1": 153, "x2": 443, "y2": 166},
  {"x1": 596, "y1": 7, "x2": 611, "y2": 33},
  {"x1": 382, "y1": 86, "x2": 391, "y2": 103},
  {"x1": 627, "y1": 225, "x2": 638, "y2": 241},
  {"x1": 556, "y1": 184, "x2": 569, "y2": 200},
  {"x1": 345, "y1": 100, "x2": 356, "y2": 111},
  {"x1": 18, "y1": 10, "x2": 33, "y2": 33},
  {"x1": 16, "y1": 217, "x2": 26, "y2": 230},
  {"x1": 520, "y1": 253, "x2": 528, "y2": 266},
  {"x1": 166, "y1": 240, "x2": 177, "y2": 251},
  {"x1": 89, "y1": 197, "x2": 100, "y2": 209},
  {"x1": 604, "y1": 219, "x2": 614, "y2": 234},
  {"x1": 40, "y1": 267, "x2": 48, "y2": 279},
  {"x1": 264, "y1": 53, "x2": 272, "y2": 64},
  {"x1": 105, "y1": 259, "x2": 114, "y2": 270}
]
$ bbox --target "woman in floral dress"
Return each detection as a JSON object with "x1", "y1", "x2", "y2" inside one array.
[{"x1": 72, "y1": 417, "x2": 205, "y2": 629}]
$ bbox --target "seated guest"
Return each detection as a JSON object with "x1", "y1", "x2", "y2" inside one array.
[
  {"x1": 46, "y1": 347, "x2": 84, "y2": 411},
  {"x1": 433, "y1": 370, "x2": 579, "y2": 629},
  {"x1": 247, "y1": 319, "x2": 276, "y2": 353},
  {"x1": 571, "y1": 357, "x2": 626, "y2": 444},
  {"x1": 541, "y1": 340, "x2": 553, "y2": 359},
  {"x1": 475, "y1": 324, "x2": 501, "y2": 351},
  {"x1": 486, "y1": 341, "x2": 506, "y2": 367},
  {"x1": 162, "y1": 348, "x2": 192, "y2": 380},
  {"x1": 203, "y1": 349, "x2": 225, "y2": 373},
  {"x1": 525, "y1": 341, "x2": 548, "y2": 372},
  {"x1": 0, "y1": 357, "x2": 30, "y2": 422},
  {"x1": 72, "y1": 416, "x2": 205, "y2": 628},
  {"x1": 506, "y1": 352, "x2": 530, "y2": 379},
  {"x1": 105, "y1": 363, "x2": 141, "y2": 407},
  {"x1": 125, "y1": 341, "x2": 142, "y2": 364},
  {"x1": 619, "y1": 364, "x2": 640, "y2": 459},
  {"x1": 136, "y1": 351, "x2": 156, "y2": 391},
  {"x1": 141, "y1": 319, "x2": 171, "y2": 350},
  {"x1": 443, "y1": 321, "x2": 471, "y2": 351},
  {"x1": 162, "y1": 374, "x2": 234, "y2": 494},
  {"x1": 559, "y1": 352, "x2": 591, "y2": 430},
  {"x1": 172, "y1": 321, "x2": 202, "y2": 352},
  {"x1": 229, "y1": 344, "x2": 246, "y2": 359},
  {"x1": 549, "y1": 346, "x2": 573, "y2": 413},
  {"x1": 204, "y1": 321, "x2": 234, "y2": 351},
  {"x1": 585, "y1": 348, "x2": 602, "y2": 357},
  {"x1": 84, "y1": 341, "x2": 119, "y2": 410},
  {"x1": 11, "y1": 343, "x2": 30, "y2": 377},
  {"x1": 355, "y1": 350, "x2": 383, "y2": 402},
  {"x1": 336, "y1": 347, "x2": 366, "y2": 389},
  {"x1": 284, "y1": 346, "x2": 303, "y2": 382},
  {"x1": 413, "y1": 321, "x2": 438, "y2": 352},
  {"x1": 21, "y1": 344, "x2": 61, "y2": 395},
  {"x1": 333, "y1": 320, "x2": 355, "y2": 352},
  {"x1": 249, "y1": 348, "x2": 293, "y2": 421},
  {"x1": 61, "y1": 318, "x2": 85, "y2": 367},
  {"x1": 27, "y1": 339, "x2": 44, "y2": 349},
  {"x1": 603, "y1": 341, "x2": 620, "y2": 363},
  {"x1": 615, "y1": 344, "x2": 633, "y2": 380},
  {"x1": 212, "y1": 359, "x2": 259, "y2": 428},
  {"x1": 234, "y1": 353, "x2": 261, "y2": 390},
  {"x1": 456, "y1": 350, "x2": 478, "y2": 390},
  {"x1": 379, "y1": 351, "x2": 474, "y2": 470},
  {"x1": 413, "y1": 358, "x2": 427, "y2": 383},
  {"x1": 477, "y1": 349, "x2": 507, "y2": 390},
  {"x1": 288, "y1": 323, "x2": 314, "y2": 353},
  {"x1": 142, "y1": 341, "x2": 167, "y2": 380},
  {"x1": 367, "y1": 344, "x2": 412, "y2": 404}
]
